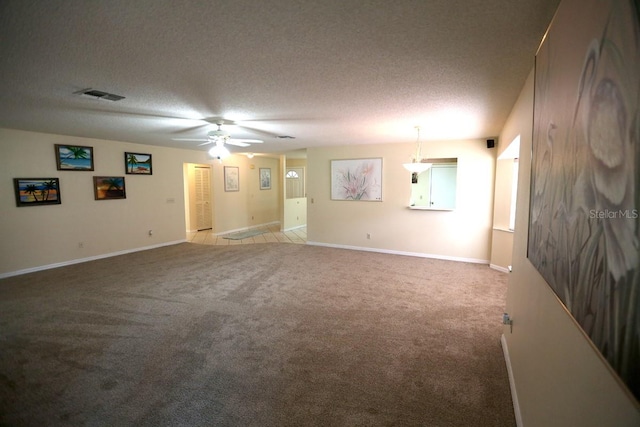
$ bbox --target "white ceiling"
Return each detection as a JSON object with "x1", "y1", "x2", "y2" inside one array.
[{"x1": 0, "y1": 0, "x2": 560, "y2": 156}]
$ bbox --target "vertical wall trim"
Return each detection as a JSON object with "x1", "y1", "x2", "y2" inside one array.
[{"x1": 502, "y1": 334, "x2": 523, "y2": 427}]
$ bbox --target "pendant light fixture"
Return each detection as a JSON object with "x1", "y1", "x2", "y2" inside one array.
[{"x1": 403, "y1": 126, "x2": 432, "y2": 174}]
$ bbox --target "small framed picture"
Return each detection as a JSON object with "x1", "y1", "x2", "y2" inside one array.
[
  {"x1": 93, "y1": 176, "x2": 126, "y2": 200},
  {"x1": 125, "y1": 152, "x2": 152, "y2": 175},
  {"x1": 224, "y1": 166, "x2": 239, "y2": 192},
  {"x1": 13, "y1": 178, "x2": 61, "y2": 207},
  {"x1": 55, "y1": 144, "x2": 94, "y2": 171},
  {"x1": 259, "y1": 168, "x2": 271, "y2": 190}
]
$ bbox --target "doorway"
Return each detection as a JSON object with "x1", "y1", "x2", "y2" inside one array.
[
  {"x1": 184, "y1": 163, "x2": 213, "y2": 233},
  {"x1": 285, "y1": 167, "x2": 305, "y2": 198},
  {"x1": 194, "y1": 166, "x2": 212, "y2": 230}
]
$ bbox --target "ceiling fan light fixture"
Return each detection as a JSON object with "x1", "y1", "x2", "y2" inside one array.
[
  {"x1": 208, "y1": 144, "x2": 230, "y2": 160},
  {"x1": 207, "y1": 129, "x2": 229, "y2": 139}
]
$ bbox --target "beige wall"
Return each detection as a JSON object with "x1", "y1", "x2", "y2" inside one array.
[
  {"x1": 0, "y1": 129, "x2": 281, "y2": 276},
  {"x1": 209, "y1": 155, "x2": 280, "y2": 233},
  {"x1": 306, "y1": 140, "x2": 495, "y2": 262},
  {"x1": 0, "y1": 128, "x2": 210, "y2": 276},
  {"x1": 502, "y1": 71, "x2": 640, "y2": 426},
  {"x1": 490, "y1": 157, "x2": 516, "y2": 271},
  {"x1": 490, "y1": 230, "x2": 514, "y2": 272}
]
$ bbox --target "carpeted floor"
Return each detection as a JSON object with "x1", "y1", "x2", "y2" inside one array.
[{"x1": 0, "y1": 243, "x2": 515, "y2": 426}]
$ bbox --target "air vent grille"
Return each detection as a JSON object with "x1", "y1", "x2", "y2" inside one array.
[{"x1": 74, "y1": 88, "x2": 125, "y2": 101}]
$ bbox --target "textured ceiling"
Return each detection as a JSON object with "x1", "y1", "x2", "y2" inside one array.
[{"x1": 0, "y1": 0, "x2": 560, "y2": 155}]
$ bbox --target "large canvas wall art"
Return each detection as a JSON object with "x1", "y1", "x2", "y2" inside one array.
[{"x1": 528, "y1": 0, "x2": 640, "y2": 400}]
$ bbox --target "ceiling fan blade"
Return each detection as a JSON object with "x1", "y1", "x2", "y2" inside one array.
[
  {"x1": 225, "y1": 140, "x2": 251, "y2": 147},
  {"x1": 229, "y1": 138, "x2": 263, "y2": 144},
  {"x1": 172, "y1": 137, "x2": 208, "y2": 141},
  {"x1": 197, "y1": 141, "x2": 213, "y2": 146},
  {"x1": 169, "y1": 123, "x2": 209, "y2": 135}
]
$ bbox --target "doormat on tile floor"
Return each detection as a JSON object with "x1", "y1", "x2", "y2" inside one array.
[{"x1": 222, "y1": 230, "x2": 266, "y2": 240}]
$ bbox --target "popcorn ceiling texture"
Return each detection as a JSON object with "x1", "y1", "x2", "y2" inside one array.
[{"x1": 0, "y1": 0, "x2": 559, "y2": 152}]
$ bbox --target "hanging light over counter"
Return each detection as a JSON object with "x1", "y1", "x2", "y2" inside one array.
[{"x1": 403, "y1": 126, "x2": 432, "y2": 174}]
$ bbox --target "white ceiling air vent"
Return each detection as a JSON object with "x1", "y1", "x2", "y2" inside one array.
[{"x1": 74, "y1": 88, "x2": 125, "y2": 101}]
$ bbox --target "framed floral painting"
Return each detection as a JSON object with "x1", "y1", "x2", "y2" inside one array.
[
  {"x1": 224, "y1": 166, "x2": 239, "y2": 192},
  {"x1": 330, "y1": 158, "x2": 382, "y2": 201},
  {"x1": 259, "y1": 168, "x2": 271, "y2": 190}
]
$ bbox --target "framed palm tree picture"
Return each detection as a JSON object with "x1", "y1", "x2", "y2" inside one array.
[
  {"x1": 93, "y1": 176, "x2": 126, "y2": 200},
  {"x1": 13, "y1": 178, "x2": 61, "y2": 207},
  {"x1": 55, "y1": 144, "x2": 94, "y2": 171},
  {"x1": 125, "y1": 152, "x2": 152, "y2": 175}
]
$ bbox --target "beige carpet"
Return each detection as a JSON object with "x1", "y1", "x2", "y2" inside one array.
[{"x1": 0, "y1": 243, "x2": 515, "y2": 426}]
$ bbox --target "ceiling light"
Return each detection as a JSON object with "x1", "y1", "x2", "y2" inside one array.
[
  {"x1": 207, "y1": 127, "x2": 230, "y2": 140},
  {"x1": 403, "y1": 126, "x2": 432, "y2": 174},
  {"x1": 208, "y1": 143, "x2": 230, "y2": 160},
  {"x1": 246, "y1": 153, "x2": 254, "y2": 159}
]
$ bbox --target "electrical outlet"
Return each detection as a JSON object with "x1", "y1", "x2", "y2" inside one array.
[
  {"x1": 366, "y1": 233, "x2": 371, "y2": 239},
  {"x1": 78, "y1": 242, "x2": 84, "y2": 248},
  {"x1": 148, "y1": 230, "x2": 153, "y2": 236}
]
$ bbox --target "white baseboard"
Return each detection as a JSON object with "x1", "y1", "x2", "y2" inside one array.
[
  {"x1": 501, "y1": 334, "x2": 523, "y2": 427},
  {"x1": 283, "y1": 224, "x2": 307, "y2": 232},
  {"x1": 306, "y1": 241, "x2": 489, "y2": 265},
  {"x1": 0, "y1": 239, "x2": 187, "y2": 279},
  {"x1": 490, "y1": 264, "x2": 510, "y2": 274}
]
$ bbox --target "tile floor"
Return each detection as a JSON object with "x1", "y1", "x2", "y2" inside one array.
[{"x1": 187, "y1": 224, "x2": 307, "y2": 245}]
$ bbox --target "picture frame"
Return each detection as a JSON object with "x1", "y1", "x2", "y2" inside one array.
[
  {"x1": 224, "y1": 166, "x2": 239, "y2": 192},
  {"x1": 55, "y1": 144, "x2": 94, "y2": 171},
  {"x1": 93, "y1": 176, "x2": 126, "y2": 200},
  {"x1": 125, "y1": 152, "x2": 152, "y2": 175},
  {"x1": 330, "y1": 158, "x2": 382, "y2": 201},
  {"x1": 259, "y1": 168, "x2": 271, "y2": 190},
  {"x1": 13, "y1": 178, "x2": 61, "y2": 207}
]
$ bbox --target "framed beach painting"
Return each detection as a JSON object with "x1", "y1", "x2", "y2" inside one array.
[
  {"x1": 93, "y1": 176, "x2": 126, "y2": 200},
  {"x1": 259, "y1": 168, "x2": 271, "y2": 190},
  {"x1": 527, "y1": 0, "x2": 640, "y2": 400},
  {"x1": 13, "y1": 178, "x2": 61, "y2": 207},
  {"x1": 331, "y1": 158, "x2": 382, "y2": 201},
  {"x1": 224, "y1": 166, "x2": 239, "y2": 192},
  {"x1": 125, "y1": 152, "x2": 152, "y2": 175},
  {"x1": 55, "y1": 144, "x2": 94, "y2": 171}
]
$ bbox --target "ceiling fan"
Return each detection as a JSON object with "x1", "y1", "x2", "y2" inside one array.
[
  {"x1": 174, "y1": 122, "x2": 264, "y2": 148},
  {"x1": 172, "y1": 122, "x2": 263, "y2": 159}
]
